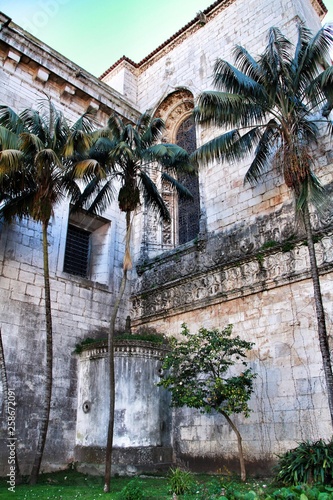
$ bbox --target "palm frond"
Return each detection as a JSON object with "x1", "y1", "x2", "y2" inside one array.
[
  {"x1": 37, "y1": 96, "x2": 60, "y2": 138},
  {"x1": 136, "y1": 112, "x2": 152, "y2": 131},
  {"x1": 0, "y1": 191, "x2": 36, "y2": 223},
  {"x1": 307, "y1": 66, "x2": 333, "y2": 113},
  {"x1": 262, "y1": 26, "x2": 293, "y2": 76},
  {"x1": 69, "y1": 159, "x2": 105, "y2": 180},
  {"x1": 244, "y1": 123, "x2": 279, "y2": 185},
  {"x1": 83, "y1": 179, "x2": 116, "y2": 215},
  {"x1": 0, "y1": 106, "x2": 24, "y2": 133},
  {"x1": 19, "y1": 132, "x2": 44, "y2": 154},
  {"x1": 69, "y1": 176, "x2": 104, "y2": 212},
  {"x1": 161, "y1": 172, "x2": 194, "y2": 200},
  {"x1": 0, "y1": 149, "x2": 24, "y2": 173},
  {"x1": 193, "y1": 127, "x2": 262, "y2": 166},
  {"x1": 123, "y1": 124, "x2": 136, "y2": 146},
  {"x1": 213, "y1": 59, "x2": 266, "y2": 100},
  {"x1": 139, "y1": 170, "x2": 170, "y2": 222},
  {"x1": 140, "y1": 117, "x2": 165, "y2": 145},
  {"x1": 195, "y1": 91, "x2": 266, "y2": 128},
  {"x1": 20, "y1": 108, "x2": 48, "y2": 142},
  {"x1": 294, "y1": 116, "x2": 319, "y2": 145},
  {"x1": 295, "y1": 23, "x2": 333, "y2": 97},
  {"x1": 107, "y1": 113, "x2": 124, "y2": 140},
  {"x1": 72, "y1": 109, "x2": 97, "y2": 134},
  {"x1": 52, "y1": 114, "x2": 69, "y2": 152},
  {"x1": 233, "y1": 45, "x2": 264, "y2": 82},
  {"x1": 0, "y1": 126, "x2": 20, "y2": 149},
  {"x1": 34, "y1": 149, "x2": 62, "y2": 175},
  {"x1": 145, "y1": 143, "x2": 193, "y2": 172},
  {"x1": 296, "y1": 170, "x2": 326, "y2": 211},
  {"x1": 63, "y1": 129, "x2": 93, "y2": 157},
  {"x1": 304, "y1": 23, "x2": 333, "y2": 68},
  {"x1": 110, "y1": 141, "x2": 135, "y2": 163}
]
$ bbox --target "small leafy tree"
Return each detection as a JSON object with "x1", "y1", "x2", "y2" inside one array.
[{"x1": 158, "y1": 324, "x2": 256, "y2": 481}]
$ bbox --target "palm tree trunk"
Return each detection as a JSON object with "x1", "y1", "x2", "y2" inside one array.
[
  {"x1": 29, "y1": 221, "x2": 53, "y2": 484},
  {"x1": 0, "y1": 328, "x2": 21, "y2": 483},
  {"x1": 302, "y1": 204, "x2": 333, "y2": 426},
  {"x1": 220, "y1": 410, "x2": 246, "y2": 481},
  {"x1": 104, "y1": 211, "x2": 131, "y2": 493}
]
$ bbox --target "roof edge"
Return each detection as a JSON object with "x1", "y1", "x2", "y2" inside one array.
[{"x1": 99, "y1": 0, "x2": 225, "y2": 80}]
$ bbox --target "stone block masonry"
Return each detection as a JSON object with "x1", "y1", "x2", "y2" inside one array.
[{"x1": 0, "y1": 0, "x2": 331, "y2": 476}]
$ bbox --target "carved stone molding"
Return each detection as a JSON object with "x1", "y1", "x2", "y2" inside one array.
[
  {"x1": 132, "y1": 234, "x2": 333, "y2": 322},
  {"x1": 155, "y1": 89, "x2": 194, "y2": 143},
  {"x1": 132, "y1": 206, "x2": 333, "y2": 323},
  {"x1": 139, "y1": 89, "x2": 195, "y2": 253},
  {"x1": 79, "y1": 340, "x2": 170, "y2": 360},
  {"x1": 136, "y1": 0, "x2": 236, "y2": 73}
]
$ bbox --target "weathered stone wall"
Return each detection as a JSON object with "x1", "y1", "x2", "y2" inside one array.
[
  {"x1": 135, "y1": 0, "x2": 323, "y2": 112},
  {"x1": 102, "y1": 0, "x2": 329, "y2": 256},
  {"x1": 131, "y1": 209, "x2": 333, "y2": 472},
  {"x1": 0, "y1": 15, "x2": 139, "y2": 474},
  {"x1": 122, "y1": 0, "x2": 333, "y2": 472},
  {"x1": 0, "y1": 0, "x2": 332, "y2": 477},
  {"x1": 75, "y1": 340, "x2": 172, "y2": 475}
]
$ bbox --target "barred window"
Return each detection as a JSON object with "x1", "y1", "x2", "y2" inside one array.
[
  {"x1": 63, "y1": 224, "x2": 90, "y2": 277},
  {"x1": 63, "y1": 208, "x2": 111, "y2": 283}
]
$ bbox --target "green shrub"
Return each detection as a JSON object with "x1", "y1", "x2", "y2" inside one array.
[
  {"x1": 168, "y1": 467, "x2": 195, "y2": 495},
  {"x1": 74, "y1": 337, "x2": 103, "y2": 354},
  {"x1": 119, "y1": 478, "x2": 145, "y2": 500},
  {"x1": 275, "y1": 439, "x2": 333, "y2": 485},
  {"x1": 74, "y1": 329, "x2": 167, "y2": 354}
]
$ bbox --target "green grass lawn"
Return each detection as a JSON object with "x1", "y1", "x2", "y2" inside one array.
[
  {"x1": 0, "y1": 469, "x2": 266, "y2": 500},
  {"x1": 1, "y1": 469, "x2": 333, "y2": 499},
  {"x1": 2, "y1": 470, "x2": 169, "y2": 499}
]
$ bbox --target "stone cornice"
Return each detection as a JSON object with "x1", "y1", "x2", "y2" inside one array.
[
  {"x1": 100, "y1": 0, "x2": 327, "y2": 81},
  {"x1": 0, "y1": 13, "x2": 140, "y2": 120},
  {"x1": 311, "y1": 0, "x2": 328, "y2": 19},
  {"x1": 79, "y1": 340, "x2": 170, "y2": 360},
  {"x1": 132, "y1": 232, "x2": 333, "y2": 324},
  {"x1": 100, "y1": 0, "x2": 236, "y2": 79},
  {"x1": 132, "y1": 198, "x2": 333, "y2": 324}
]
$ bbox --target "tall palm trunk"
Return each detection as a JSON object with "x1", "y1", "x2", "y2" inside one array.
[
  {"x1": 0, "y1": 329, "x2": 21, "y2": 483},
  {"x1": 302, "y1": 203, "x2": 333, "y2": 426},
  {"x1": 220, "y1": 410, "x2": 246, "y2": 481},
  {"x1": 29, "y1": 221, "x2": 53, "y2": 484},
  {"x1": 104, "y1": 211, "x2": 131, "y2": 493}
]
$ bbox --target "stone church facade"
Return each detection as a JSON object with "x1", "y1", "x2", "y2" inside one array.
[{"x1": 0, "y1": 0, "x2": 332, "y2": 476}]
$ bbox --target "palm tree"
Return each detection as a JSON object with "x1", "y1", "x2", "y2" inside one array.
[
  {"x1": 0, "y1": 99, "x2": 94, "y2": 483},
  {"x1": 72, "y1": 111, "x2": 196, "y2": 492},
  {"x1": 193, "y1": 24, "x2": 333, "y2": 424}
]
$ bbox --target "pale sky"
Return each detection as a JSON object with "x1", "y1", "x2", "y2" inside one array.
[{"x1": 1, "y1": 0, "x2": 333, "y2": 77}]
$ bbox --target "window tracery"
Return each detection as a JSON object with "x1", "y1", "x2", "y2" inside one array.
[{"x1": 149, "y1": 89, "x2": 201, "y2": 252}]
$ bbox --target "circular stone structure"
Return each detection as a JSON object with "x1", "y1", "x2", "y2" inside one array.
[{"x1": 75, "y1": 340, "x2": 172, "y2": 475}]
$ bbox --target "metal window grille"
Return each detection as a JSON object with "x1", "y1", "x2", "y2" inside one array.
[{"x1": 63, "y1": 224, "x2": 90, "y2": 277}]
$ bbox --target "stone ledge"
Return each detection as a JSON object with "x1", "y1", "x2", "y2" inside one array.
[
  {"x1": 79, "y1": 340, "x2": 170, "y2": 360},
  {"x1": 131, "y1": 231, "x2": 333, "y2": 323}
]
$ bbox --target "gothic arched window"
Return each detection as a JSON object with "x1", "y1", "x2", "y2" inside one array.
[{"x1": 176, "y1": 116, "x2": 200, "y2": 245}]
